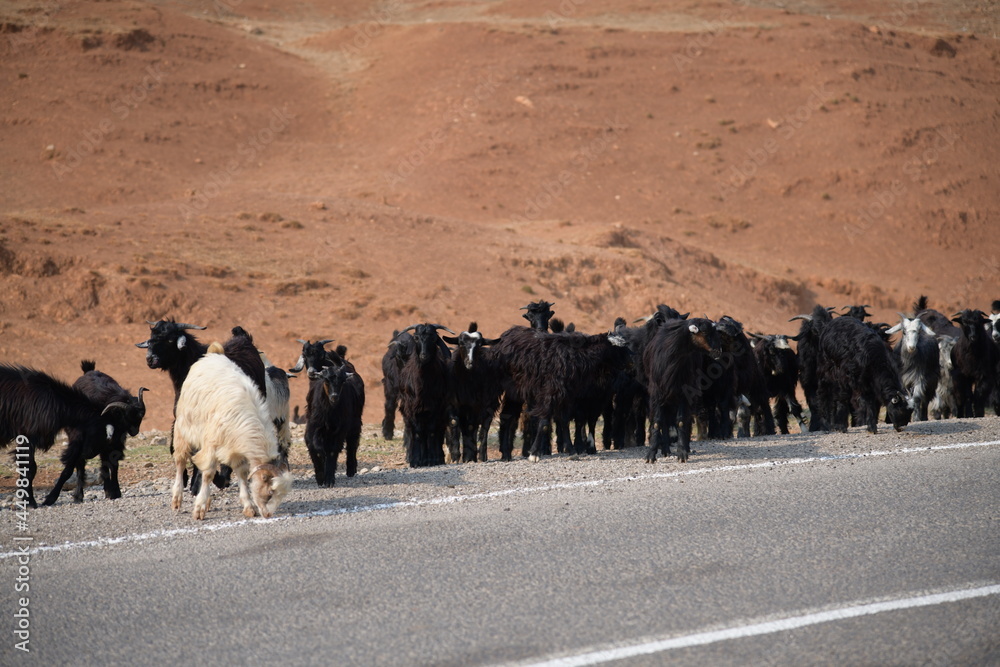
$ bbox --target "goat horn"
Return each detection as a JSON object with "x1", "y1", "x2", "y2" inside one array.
[
  {"x1": 137, "y1": 387, "x2": 149, "y2": 408},
  {"x1": 317, "y1": 339, "x2": 335, "y2": 346},
  {"x1": 296, "y1": 339, "x2": 308, "y2": 344},
  {"x1": 431, "y1": 324, "x2": 457, "y2": 335},
  {"x1": 146, "y1": 320, "x2": 159, "y2": 326},
  {"x1": 789, "y1": 314, "x2": 813, "y2": 322},
  {"x1": 176, "y1": 323, "x2": 207, "y2": 331},
  {"x1": 399, "y1": 324, "x2": 419, "y2": 334},
  {"x1": 135, "y1": 341, "x2": 149, "y2": 349},
  {"x1": 101, "y1": 401, "x2": 130, "y2": 416}
]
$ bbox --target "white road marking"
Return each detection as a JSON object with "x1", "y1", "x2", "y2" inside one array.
[
  {"x1": 2, "y1": 439, "x2": 998, "y2": 559},
  {"x1": 507, "y1": 584, "x2": 1000, "y2": 667}
]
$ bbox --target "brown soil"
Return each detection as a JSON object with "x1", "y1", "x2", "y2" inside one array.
[{"x1": 1, "y1": 0, "x2": 998, "y2": 446}]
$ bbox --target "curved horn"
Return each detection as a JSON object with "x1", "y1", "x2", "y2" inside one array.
[
  {"x1": 632, "y1": 314, "x2": 654, "y2": 324},
  {"x1": 137, "y1": 387, "x2": 149, "y2": 409},
  {"x1": 146, "y1": 320, "x2": 159, "y2": 326},
  {"x1": 288, "y1": 355, "x2": 305, "y2": 374},
  {"x1": 431, "y1": 324, "x2": 457, "y2": 335},
  {"x1": 399, "y1": 324, "x2": 419, "y2": 335},
  {"x1": 135, "y1": 341, "x2": 149, "y2": 349},
  {"x1": 748, "y1": 332, "x2": 767, "y2": 340},
  {"x1": 317, "y1": 339, "x2": 335, "y2": 346},
  {"x1": 789, "y1": 314, "x2": 813, "y2": 322},
  {"x1": 176, "y1": 323, "x2": 207, "y2": 331},
  {"x1": 101, "y1": 401, "x2": 130, "y2": 416},
  {"x1": 296, "y1": 339, "x2": 308, "y2": 345}
]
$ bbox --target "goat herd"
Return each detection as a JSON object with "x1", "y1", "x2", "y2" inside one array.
[{"x1": 3, "y1": 296, "x2": 999, "y2": 520}]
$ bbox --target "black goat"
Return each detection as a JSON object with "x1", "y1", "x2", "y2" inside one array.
[
  {"x1": 842, "y1": 304, "x2": 872, "y2": 320},
  {"x1": 715, "y1": 316, "x2": 775, "y2": 438},
  {"x1": 749, "y1": 333, "x2": 807, "y2": 434},
  {"x1": 885, "y1": 316, "x2": 940, "y2": 421},
  {"x1": 443, "y1": 323, "x2": 502, "y2": 463},
  {"x1": 643, "y1": 318, "x2": 723, "y2": 463},
  {"x1": 135, "y1": 319, "x2": 267, "y2": 492},
  {"x1": 492, "y1": 326, "x2": 629, "y2": 461},
  {"x1": 950, "y1": 309, "x2": 995, "y2": 418},
  {"x1": 305, "y1": 360, "x2": 365, "y2": 487},
  {"x1": 1, "y1": 365, "x2": 129, "y2": 508},
  {"x1": 44, "y1": 361, "x2": 148, "y2": 505},
  {"x1": 816, "y1": 316, "x2": 912, "y2": 433},
  {"x1": 497, "y1": 301, "x2": 556, "y2": 459},
  {"x1": 289, "y1": 338, "x2": 348, "y2": 380},
  {"x1": 379, "y1": 330, "x2": 414, "y2": 440},
  {"x1": 398, "y1": 323, "x2": 455, "y2": 467},
  {"x1": 791, "y1": 305, "x2": 834, "y2": 431}
]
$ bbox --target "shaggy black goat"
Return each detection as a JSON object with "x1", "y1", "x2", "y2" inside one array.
[
  {"x1": 816, "y1": 316, "x2": 912, "y2": 433},
  {"x1": 398, "y1": 323, "x2": 455, "y2": 467},
  {"x1": 497, "y1": 301, "x2": 556, "y2": 459},
  {"x1": 749, "y1": 333, "x2": 807, "y2": 434},
  {"x1": 379, "y1": 330, "x2": 414, "y2": 440},
  {"x1": 1, "y1": 365, "x2": 129, "y2": 508},
  {"x1": 950, "y1": 309, "x2": 995, "y2": 418},
  {"x1": 643, "y1": 318, "x2": 723, "y2": 463},
  {"x1": 842, "y1": 305, "x2": 872, "y2": 321},
  {"x1": 492, "y1": 326, "x2": 629, "y2": 461},
  {"x1": 44, "y1": 361, "x2": 148, "y2": 505},
  {"x1": 442, "y1": 323, "x2": 502, "y2": 463},
  {"x1": 790, "y1": 305, "x2": 834, "y2": 431},
  {"x1": 885, "y1": 316, "x2": 940, "y2": 421},
  {"x1": 715, "y1": 316, "x2": 775, "y2": 438},
  {"x1": 305, "y1": 360, "x2": 365, "y2": 486}
]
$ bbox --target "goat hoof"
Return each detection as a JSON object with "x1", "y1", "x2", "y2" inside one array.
[
  {"x1": 528, "y1": 455, "x2": 540, "y2": 463},
  {"x1": 193, "y1": 507, "x2": 206, "y2": 520},
  {"x1": 243, "y1": 506, "x2": 257, "y2": 518}
]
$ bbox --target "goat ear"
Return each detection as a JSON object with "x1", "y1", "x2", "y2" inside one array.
[
  {"x1": 482, "y1": 338, "x2": 501, "y2": 346},
  {"x1": 688, "y1": 324, "x2": 699, "y2": 334},
  {"x1": 177, "y1": 335, "x2": 187, "y2": 350},
  {"x1": 442, "y1": 336, "x2": 459, "y2": 345},
  {"x1": 106, "y1": 424, "x2": 115, "y2": 440},
  {"x1": 885, "y1": 324, "x2": 902, "y2": 335}
]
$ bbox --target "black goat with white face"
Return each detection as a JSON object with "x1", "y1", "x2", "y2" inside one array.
[
  {"x1": 305, "y1": 361, "x2": 365, "y2": 487},
  {"x1": 1, "y1": 365, "x2": 129, "y2": 508},
  {"x1": 443, "y1": 322, "x2": 502, "y2": 463},
  {"x1": 643, "y1": 318, "x2": 723, "y2": 463},
  {"x1": 398, "y1": 323, "x2": 455, "y2": 467},
  {"x1": 816, "y1": 316, "x2": 912, "y2": 434},
  {"x1": 380, "y1": 330, "x2": 414, "y2": 440},
  {"x1": 950, "y1": 309, "x2": 995, "y2": 418},
  {"x1": 44, "y1": 361, "x2": 148, "y2": 505},
  {"x1": 749, "y1": 333, "x2": 806, "y2": 434}
]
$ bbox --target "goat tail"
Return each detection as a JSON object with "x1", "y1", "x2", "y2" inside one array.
[
  {"x1": 80, "y1": 360, "x2": 97, "y2": 373},
  {"x1": 208, "y1": 342, "x2": 225, "y2": 355},
  {"x1": 914, "y1": 295, "x2": 929, "y2": 313}
]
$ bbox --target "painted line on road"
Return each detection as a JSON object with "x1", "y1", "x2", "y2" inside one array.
[
  {"x1": 503, "y1": 583, "x2": 1000, "y2": 667},
  {"x1": 3, "y1": 439, "x2": 999, "y2": 560}
]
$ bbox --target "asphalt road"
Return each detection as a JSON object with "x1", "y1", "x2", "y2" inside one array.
[{"x1": 5, "y1": 437, "x2": 1000, "y2": 665}]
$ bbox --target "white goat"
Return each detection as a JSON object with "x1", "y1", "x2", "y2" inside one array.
[{"x1": 172, "y1": 343, "x2": 292, "y2": 520}]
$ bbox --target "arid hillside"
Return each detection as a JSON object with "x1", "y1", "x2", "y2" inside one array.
[{"x1": 1, "y1": 0, "x2": 998, "y2": 430}]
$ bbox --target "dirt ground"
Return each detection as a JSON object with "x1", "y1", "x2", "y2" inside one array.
[{"x1": 1, "y1": 1, "x2": 998, "y2": 478}]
